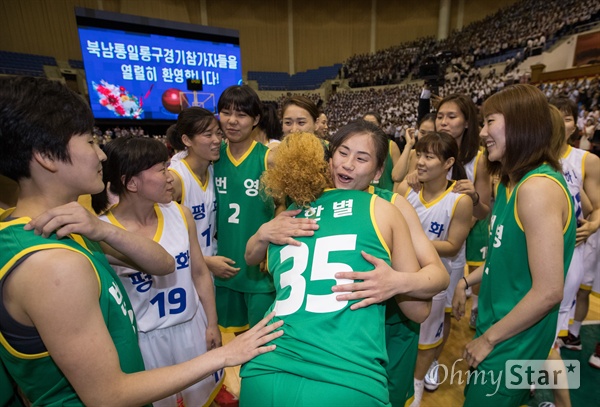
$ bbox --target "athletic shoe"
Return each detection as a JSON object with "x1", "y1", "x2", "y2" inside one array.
[
  {"x1": 215, "y1": 385, "x2": 239, "y2": 407},
  {"x1": 424, "y1": 359, "x2": 440, "y2": 391},
  {"x1": 589, "y1": 342, "x2": 600, "y2": 369},
  {"x1": 469, "y1": 308, "x2": 478, "y2": 330},
  {"x1": 560, "y1": 332, "x2": 582, "y2": 351}
]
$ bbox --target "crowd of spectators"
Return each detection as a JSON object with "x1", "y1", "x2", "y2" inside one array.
[
  {"x1": 320, "y1": 74, "x2": 600, "y2": 147},
  {"x1": 341, "y1": 0, "x2": 600, "y2": 88},
  {"x1": 90, "y1": 74, "x2": 600, "y2": 158},
  {"x1": 92, "y1": 125, "x2": 169, "y2": 147}
]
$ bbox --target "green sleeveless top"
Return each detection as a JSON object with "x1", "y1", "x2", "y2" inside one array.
[
  {"x1": 367, "y1": 186, "x2": 410, "y2": 326},
  {"x1": 476, "y1": 164, "x2": 576, "y2": 375},
  {"x1": 242, "y1": 189, "x2": 391, "y2": 404},
  {"x1": 371, "y1": 141, "x2": 395, "y2": 192},
  {"x1": 213, "y1": 141, "x2": 275, "y2": 293},
  {"x1": 0, "y1": 215, "x2": 146, "y2": 406}
]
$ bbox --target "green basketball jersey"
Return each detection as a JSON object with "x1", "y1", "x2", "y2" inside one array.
[
  {"x1": 213, "y1": 141, "x2": 275, "y2": 293},
  {"x1": 0, "y1": 360, "x2": 23, "y2": 407},
  {"x1": 371, "y1": 141, "x2": 395, "y2": 192},
  {"x1": 241, "y1": 189, "x2": 391, "y2": 405},
  {"x1": 475, "y1": 164, "x2": 576, "y2": 375},
  {"x1": 367, "y1": 186, "x2": 408, "y2": 326},
  {"x1": 0, "y1": 215, "x2": 146, "y2": 407},
  {"x1": 369, "y1": 185, "x2": 418, "y2": 406}
]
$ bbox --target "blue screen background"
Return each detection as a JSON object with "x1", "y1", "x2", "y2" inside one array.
[{"x1": 77, "y1": 26, "x2": 242, "y2": 120}]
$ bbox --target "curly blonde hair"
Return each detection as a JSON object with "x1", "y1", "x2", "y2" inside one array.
[{"x1": 261, "y1": 132, "x2": 333, "y2": 208}]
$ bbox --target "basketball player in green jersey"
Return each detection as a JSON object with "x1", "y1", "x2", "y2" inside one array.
[
  {"x1": 246, "y1": 121, "x2": 448, "y2": 406},
  {"x1": 213, "y1": 85, "x2": 276, "y2": 332},
  {"x1": 241, "y1": 132, "x2": 429, "y2": 406},
  {"x1": 453, "y1": 84, "x2": 576, "y2": 406},
  {"x1": 0, "y1": 77, "x2": 282, "y2": 406}
]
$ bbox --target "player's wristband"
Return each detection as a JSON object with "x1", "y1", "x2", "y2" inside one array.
[{"x1": 463, "y1": 276, "x2": 470, "y2": 290}]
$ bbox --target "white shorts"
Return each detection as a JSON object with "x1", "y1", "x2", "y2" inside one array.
[
  {"x1": 418, "y1": 290, "x2": 446, "y2": 349},
  {"x1": 556, "y1": 244, "x2": 585, "y2": 338},
  {"x1": 445, "y1": 265, "x2": 465, "y2": 312},
  {"x1": 581, "y1": 229, "x2": 600, "y2": 296},
  {"x1": 138, "y1": 305, "x2": 224, "y2": 407}
]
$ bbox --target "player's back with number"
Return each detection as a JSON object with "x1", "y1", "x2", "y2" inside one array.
[{"x1": 243, "y1": 189, "x2": 391, "y2": 404}]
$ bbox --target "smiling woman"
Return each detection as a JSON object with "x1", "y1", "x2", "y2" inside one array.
[
  {"x1": 453, "y1": 84, "x2": 577, "y2": 406},
  {"x1": 93, "y1": 136, "x2": 225, "y2": 407},
  {"x1": 281, "y1": 95, "x2": 320, "y2": 137},
  {"x1": 167, "y1": 107, "x2": 223, "y2": 260}
]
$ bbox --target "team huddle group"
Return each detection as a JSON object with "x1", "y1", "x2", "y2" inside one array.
[{"x1": 0, "y1": 76, "x2": 598, "y2": 407}]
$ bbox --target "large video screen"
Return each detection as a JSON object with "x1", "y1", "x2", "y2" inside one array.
[{"x1": 75, "y1": 8, "x2": 242, "y2": 121}]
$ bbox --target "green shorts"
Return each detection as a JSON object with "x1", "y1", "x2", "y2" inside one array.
[
  {"x1": 215, "y1": 286, "x2": 275, "y2": 333},
  {"x1": 385, "y1": 320, "x2": 420, "y2": 407},
  {"x1": 463, "y1": 367, "x2": 529, "y2": 407},
  {"x1": 240, "y1": 372, "x2": 391, "y2": 407},
  {"x1": 466, "y1": 218, "x2": 490, "y2": 266}
]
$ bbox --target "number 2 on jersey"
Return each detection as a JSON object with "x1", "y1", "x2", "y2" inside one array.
[
  {"x1": 228, "y1": 203, "x2": 240, "y2": 224},
  {"x1": 274, "y1": 235, "x2": 356, "y2": 316}
]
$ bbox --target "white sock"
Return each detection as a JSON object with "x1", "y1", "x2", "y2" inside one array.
[
  {"x1": 471, "y1": 294, "x2": 478, "y2": 310},
  {"x1": 409, "y1": 378, "x2": 424, "y2": 407},
  {"x1": 570, "y1": 321, "x2": 582, "y2": 337}
]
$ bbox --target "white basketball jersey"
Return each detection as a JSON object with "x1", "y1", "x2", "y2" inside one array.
[
  {"x1": 406, "y1": 181, "x2": 467, "y2": 271},
  {"x1": 560, "y1": 145, "x2": 588, "y2": 222},
  {"x1": 99, "y1": 202, "x2": 202, "y2": 332},
  {"x1": 169, "y1": 159, "x2": 218, "y2": 256},
  {"x1": 447, "y1": 148, "x2": 482, "y2": 183}
]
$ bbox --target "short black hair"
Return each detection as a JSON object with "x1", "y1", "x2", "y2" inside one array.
[
  {"x1": 217, "y1": 84, "x2": 261, "y2": 118},
  {"x1": 0, "y1": 77, "x2": 94, "y2": 181}
]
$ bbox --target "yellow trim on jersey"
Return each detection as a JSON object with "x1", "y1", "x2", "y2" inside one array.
[
  {"x1": 0, "y1": 243, "x2": 102, "y2": 359},
  {"x1": 203, "y1": 373, "x2": 225, "y2": 407},
  {"x1": 264, "y1": 148, "x2": 271, "y2": 169},
  {"x1": 467, "y1": 260, "x2": 485, "y2": 266},
  {"x1": 0, "y1": 214, "x2": 27, "y2": 229},
  {"x1": 219, "y1": 323, "x2": 250, "y2": 334},
  {"x1": 562, "y1": 146, "x2": 589, "y2": 184},
  {"x1": 168, "y1": 168, "x2": 186, "y2": 202},
  {"x1": 0, "y1": 207, "x2": 15, "y2": 221},
  {"x1": 404, "y1": 395, "x2": 415, "y2": 407},
  {"x1": 582, "y1": 150, "x2": 589, "y2": 180},
  {"x1": 226, "y1": 140, "x2": 258, "y2": 167},
  {"x1": 367, "y1": 185, "x2": 376, "y2": 194},
  {"x1": 592, "y1": 291, "x2": 600, "y2": 298},
  {"x1": 370, "y1": 194, "x2": 391, "y2": 259},
  {"x1": 473, "y1": 148, "x2": 483, "y2": 182},
  {"x1": 182, "y1": 159, "x2": 209, "y2": 192},
  {"x1": 105, "y1": 210, "x2": 126, "y2": 230},
  {"x1": 388, "y1": 140, "x2": 393, "y2": 160},
  {"x1": 558, "y1": 329, "x2": 569, "y2": 337},
  {"x1": 419, "y1": 180, "x2": 457, "y2": 208},
  {"x1": 444, "y1": 307, "x2": 453, "y2": 313},
  {"x1": 514, "y1": 174, "x2": 573, "y2": 233},
  {"x1": 450, "y1": 194, "x2": 469, "y2": 218},
  {"x1": 152, "y1": 204, "x2": 165, "y2": 242},
  {"x1": 105, "y1": 206, "x2": 164, "y2": 242},
  {"x1": 174, "y1": 202, "x2": 189, "y2": 231},
  {"x1": 418, "y1": 337, "x2": 444, "y2": 350},
  {"x1": 580, "y1": 284, "x2": 592, "y2": 291}
]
